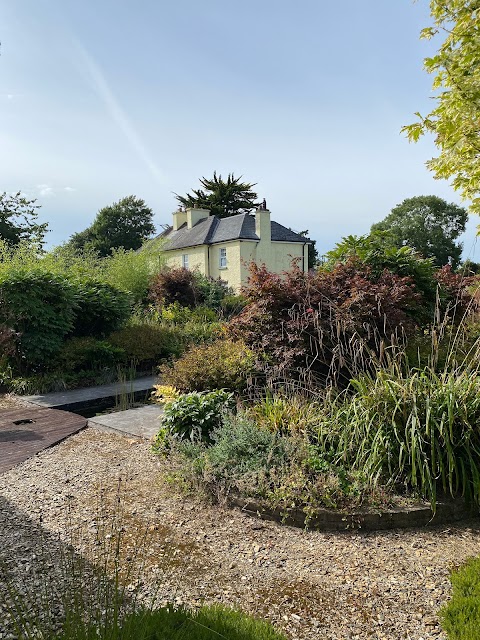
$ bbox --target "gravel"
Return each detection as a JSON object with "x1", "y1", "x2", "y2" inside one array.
[{"x1": 1, "y1": 427, "x2": 480, "y2": 639}]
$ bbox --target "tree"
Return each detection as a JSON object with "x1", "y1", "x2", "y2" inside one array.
[
  {"x1": 0, "y1": 192, "x2": 48, "y2": 247},
  {"x1": 402, "y1": 2, "x2": 480, "y2": 214},
  {"x1": 371, "y1": 196, "x2": 467, "y2": 268},
  {"x1": 175, "y1": 172, "x2": 259, "y2": 218},
  {"x1": 69, "y1": 195, "x2": 155, "y2": 257}
]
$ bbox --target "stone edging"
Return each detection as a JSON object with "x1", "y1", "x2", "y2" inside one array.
[{"x1": 227, "y1": 495, "x2": 478, "y2": 531}]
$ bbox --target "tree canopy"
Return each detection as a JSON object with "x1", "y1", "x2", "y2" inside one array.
[
  {"x1": 402, "y1": 1, "x2": 480, "y2": 214},
  {"x1": 175, "y1": 172, "x2": 259, "y2": 219},
  {"x1": 69, "y1": 195, "x2": 155, "y2": 257},
  {"x1": 0, "y1": 191, "x2": 48, "y2": 248},
  {"x1": 371, "y1": 195, "x2": 467, "y2": 268}
]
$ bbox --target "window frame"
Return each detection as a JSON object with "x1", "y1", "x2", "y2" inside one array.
[
  {"x1": 219, "y1": 247, "x2": 227, "y2": 269},
  {"x1": 182, "y1": 253, "x2": 189, "y2": 269}
]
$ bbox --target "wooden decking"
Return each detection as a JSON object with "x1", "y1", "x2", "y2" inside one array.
[{"x1": 0, "y1": 407, "x2": 87, "y2": 474}]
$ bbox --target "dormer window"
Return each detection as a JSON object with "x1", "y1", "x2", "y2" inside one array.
[{"x1": 219, "y1": 247, "x2": 227, "y2": 269}]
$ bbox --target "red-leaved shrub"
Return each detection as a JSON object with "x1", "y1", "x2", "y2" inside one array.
[{"x1": 227, "y1": 259, "x2": 425, "y2": 385}]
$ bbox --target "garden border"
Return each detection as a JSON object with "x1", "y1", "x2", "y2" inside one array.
[{"x1": 228, "y1": 495, "x2": 478, "y2": 531}]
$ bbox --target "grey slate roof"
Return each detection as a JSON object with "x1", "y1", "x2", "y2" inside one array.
[{"x1": 162, "y1": 213, "x2": 309, "y2": 251}]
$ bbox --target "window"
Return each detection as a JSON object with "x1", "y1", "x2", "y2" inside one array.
[
  {"x1": 219, "y1": 247, "x2": 227, "y2": 268},
  {"x1": 182, "y1": 254, "x2": 189, "y2": 269}
]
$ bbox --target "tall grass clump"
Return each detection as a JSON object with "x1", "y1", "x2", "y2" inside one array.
[{"x1": 314, "y1": 367, "x2": 480, "y2": 510}]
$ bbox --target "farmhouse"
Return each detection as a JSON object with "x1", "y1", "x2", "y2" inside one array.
[{"x1": 160, "y1": 205, "x2": 310, "y2": 291}]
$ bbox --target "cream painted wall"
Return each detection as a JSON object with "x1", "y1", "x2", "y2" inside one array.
[
  {"x1": 209, "y1": 241, "x2": 242, "y2": 289},
  {"x1": 165, "y1": 239, "x2": 308, "y2": 293},
  {"x1": 165, "y1": 245, "x2": 208, "y2": 272}
]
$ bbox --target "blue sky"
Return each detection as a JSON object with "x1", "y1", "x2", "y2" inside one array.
[{"x1": 1, "y1": 0, "x2": 478, "y2": 259}]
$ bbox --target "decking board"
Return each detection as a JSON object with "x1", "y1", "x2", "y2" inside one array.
[{"x1": 0, "y1": 407, "x2": 87, "y2": 474}]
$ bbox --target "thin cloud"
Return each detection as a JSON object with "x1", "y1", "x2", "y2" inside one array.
[
  {"x1": 37, "y1": 184, "x2": 54, "y2": 197},
  {"x1": 74, "y1": 40, "x2": 165, "y2": 185},
  {"x1": 36, "y1": 184, "x2": 76, "y2": 197}
]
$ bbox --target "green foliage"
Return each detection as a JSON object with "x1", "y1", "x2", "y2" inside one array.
[
  {"x1": 325, "y1": 232, "x2": 437, "y2": 296},
  {"x1": 440, "y1": 556, "x2": 480, "y2": 639},
  {"x1": 109, "y1": 324, "x2": 184, "y2": 366},
  {"x1": 314, "y1": 368, "x2": 480, "y2": 509},
  {"x1": 102, "y1": 245, "x2": 165, "y2": 304},
  {"x1": 57, "y1": 337, "x2": 126, "y2": 373},
  {"x1": 159, "y1": 340, "x2": 256, "y2": 392},
  {"x1": 158, "y1": 389, "x2": 235, "y2": 443},
  {"x1": 70, "y1": 279, "x2": 131, "y2": 338},
  {"x1": 0, "y1": 270, "x2": 76, "y2": 372},
  {"x1": 402, "y1": 1, "x2": 480, "y2": 214},
  {"x1": 172, "y1": 414, "x2": 383, "y2": 512},
  {"x1": 175, "y1": 171, "x2": 259, "y2": 218},
  {"x1": 69, "y1": 195, "x2": 156, "y2": 257},
  {"x1": 371, "y1": 196, "x2": 468, "y2": 269},
  {"x1": 182, "y1": 415, "x2": 289, "y2": 492},
  {"x1": 73, "y1": 605, "x2": 287, "y2": 640},
  {"x1": 0, "y1": 191, "x2": 48, "y2": 248},
  {"x1": 246, "y1": 393, "x2": 322, "y2": 435},
  {"x1": 193, "y1": 273, "x2": 234, "y2": 310}
]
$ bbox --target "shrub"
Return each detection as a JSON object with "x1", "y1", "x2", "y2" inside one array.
[
  {"x1": 158, "y1": 389, "x2": 235, "y2": 443},
  {"x1": 70, "y1": 279, "x2": 131, "y2": 338},
  {"x1": 159, "y1": 339, "x2": 256, "y2": 392},
  {"x1": 193, "y1": 273, "x2": 233, "y2": 309},
  {"x1": 228, "y1": 260, "x2": 423, "y2": 385},
  {"x1": 185, "y1": 415, "x2": 289, "y2": 493},
  {"x1": 159, "y1": 302, "x2": 218, "y2": 325},
  {"x1": 245, "y1": 393, "x2": 322, "y2": 435},
  {"x1": 0, "y1": 270, "x2": 76, "y2": 372},
  {"x1": 109, "y1": 324, "x2": 184, "y2": 366},
  {"x1": 57, "y1": 337, "x2": 126, "y2": 373},
  {"x1": 149, "y1": 267, "x2": 199, "y2": 308},
  {"x1": 173, "y1": 414, "x2": 384, "y2": 512},
  {"x1": 440, "y1": 556, "x2": 480, "y2": 640},
  {"x1": 102, "y1": 246, "x2": 164, "y2": 304}
]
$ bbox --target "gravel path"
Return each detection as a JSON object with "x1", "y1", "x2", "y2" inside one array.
[{"x1": 1, "y1": 427, "x2": 479, "y2": 640}]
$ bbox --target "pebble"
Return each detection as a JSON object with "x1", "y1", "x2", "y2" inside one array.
[{"x1": 1, "y1": 427, "x2": 480, "y2": 640}]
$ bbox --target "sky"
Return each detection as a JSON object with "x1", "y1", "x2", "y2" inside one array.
[{"x1": 1, "y1": 0, "x2": 478, "y2": 260}]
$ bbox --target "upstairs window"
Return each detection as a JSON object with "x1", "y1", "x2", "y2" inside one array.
[
  {"x1": 182, "y1": 254, "x2": 189, "y2": 269},
  {"x1": 219, "y1": 247, "x2": 227, "y2": 268}
]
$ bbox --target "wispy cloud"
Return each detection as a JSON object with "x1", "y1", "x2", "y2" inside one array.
[
  {"x1": 36, "y1": 184, "x2": 76, "y2": 197},
  {"x1": 74, "y1": 40, "x2": 165, "y2": 185}
]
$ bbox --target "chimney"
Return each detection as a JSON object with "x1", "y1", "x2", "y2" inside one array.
[
  {"x1": 172, "y1": 208, "x2": 187, "y2": 231},
  {"x1": 186, "y1": 205, "x2": 210, "y2": 229},
  {"x1": 255, "y1": 207, "x2": 271, "y2": 243}
]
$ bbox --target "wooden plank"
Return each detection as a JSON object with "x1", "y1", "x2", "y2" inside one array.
[{"x1": 0, "y1": 407, "x2": 87, "y2": 474}]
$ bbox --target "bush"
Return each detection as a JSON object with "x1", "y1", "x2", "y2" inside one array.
[
  {"x1": 193, "y1": 273, "x2": 233, "y2": 310},
  {"x1": 228, "y1": 260, "x2": 423, "y2": 385},
  {"x1": 70, "y1": 279, "x2": 131, "y2": 338},
  {"x1": 150, "y1": 268, "x2": 199, "y2": 308},
  {"x1": 109, "y1": 324, "x2": 184, "y2": 366},
  {"x1": 0, "y1": 270, "x2": 76, "y2": 372},
  {"x1": 159, "y1": 339, "x2": 256, "y2": 392},
  {"x1": 57, "y1": 337, "x2": 126, "y2": 372},
  {"x1": 440, "y1": 556, "x2": 480, "y2": 640},
  {"x1": 102, "y1": 246, "x2": 164, "y2": 304},
  {"x1": 157, "y1": 389, "x2": 235, "y2": 443},
  {"x1": 172, "y1": 414, "x2": 383, "y2": 512}
]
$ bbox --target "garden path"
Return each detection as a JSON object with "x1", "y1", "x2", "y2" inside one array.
[{"x1": 1, "y1": 427, "x2": 479, "y2": 640}]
